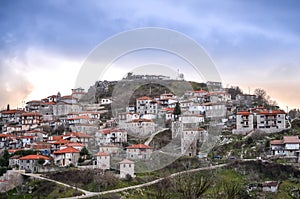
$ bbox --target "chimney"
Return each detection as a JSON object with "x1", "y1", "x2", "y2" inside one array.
[{"x1": 7, "y1": 104, "x2": 10, "y2": 111}]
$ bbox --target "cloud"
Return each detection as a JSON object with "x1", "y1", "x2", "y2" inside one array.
[{"x1": 0, "y1": 59, "x2": 33, "y2": 109}]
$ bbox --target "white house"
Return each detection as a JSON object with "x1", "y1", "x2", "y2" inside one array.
[
  {"x1": 21, "y1": 112, "x2": 42, "y2": 131},
  {"x1": 94, "y1": 151, "x2": 110, "y2": 170},
  {"x1": 119, "y1": 159, "x2": 135, "y2": 178},
  {"x1": 233, "y1": 111, "x2": 254, "y2": 134},
  {"x1": 96, "y1": 128, "x2": 127, "y2": 145},
  {"x1": 270, "y1": 136, "x2": 300, "y2": 157},
  {"x1": 262, "y1": 181, "x2": 279, "y2": 192},
  {"x1": 136, "y1": 96, "x2": 158, "y2": 115},
  {"x1": 53, "y1": 147, "x2": 80, "y2": 167},
  {"x1": 256, "y1": 110, "x2": 286, "y2": 132},
  {"x1": 118, "y1": 112, "x2": 139, "y2": 127},
  {"x1": 101, "y1": 98, "x2": 112, "y2": 105}
]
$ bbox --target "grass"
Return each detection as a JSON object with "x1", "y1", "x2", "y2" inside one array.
[{"x1": 1, "y1": 179, "x2": 83, "y2": 199}]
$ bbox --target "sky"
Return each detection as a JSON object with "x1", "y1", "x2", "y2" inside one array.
[{"x1": 1, "y1": 0, "x2": 300, "y2": 110}]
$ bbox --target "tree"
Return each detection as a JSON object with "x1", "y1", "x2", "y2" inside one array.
[
  {"x1": 254, "y1": 88, "x2": 267, "y2": 106},
  {"x1": 227, "y1": 86, "x2": 243, "y2": 100},
  {"x1": 38, "y1": 158, "x2": 45, "y2": 165},
  {"x1": 80, "y1": 147, "x2": 90, "y2": 160},
  {"x1": 222, "y1": 181, "x2": 242, "y2": 199},
  {"x1": 173, "y1": 102, "x2": 181, "y2": 121},
  {"x1": 174, "y1": 173, "x2": 211, "y2": 199}
]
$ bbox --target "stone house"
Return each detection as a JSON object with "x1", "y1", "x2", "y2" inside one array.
[
  {"x1": 93, "y1": 151, "x2": 110, "y2": 170},
  {"x1": 126, "y1": 144, "x2": 153, "y2": 160},
  {"x1": 18, "y1": 154, "x2": 50, "y2": 173},
  {"x1": 53, "y1": 147, "x2": 80, "y2": 167},
  {"x1": 119, "y1": 159, "x2": 135, "y2": 178}
]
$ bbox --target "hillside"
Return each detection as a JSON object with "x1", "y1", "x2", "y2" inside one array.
[{"x1": 80, "y1": 79, "x2": 208, "y2": 104}]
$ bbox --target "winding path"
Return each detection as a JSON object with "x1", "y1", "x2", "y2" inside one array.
[
  {"x1": 18, "y1": 172, "x2": 93, "y2": 196},
  {"x1": 60, "y1": 163, "x2": 229, "y2": 199},
  {"x1": 144, "y1": 128, "x2": 169, "y2": 146}
]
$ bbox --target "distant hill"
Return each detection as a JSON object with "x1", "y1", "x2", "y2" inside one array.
[{"x1": 80, "y1": 79, "x2": 208, "y2": 104}]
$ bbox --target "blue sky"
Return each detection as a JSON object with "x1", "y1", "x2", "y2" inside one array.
[{"x1": 1, "y1": 0, "x2": 300, "y2": 109}]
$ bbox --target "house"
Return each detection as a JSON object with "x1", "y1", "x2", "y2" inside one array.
[
  {"x1": 100, "y1": 98, "x2": 112, "y2": 105},
  {"x1": 136, "y1": 96, "x2": 158, "y2": 115},
  {"x1": 270, "y1": 136, "x2": 300, "y2": 157},
  {"x1": 119, "y1": 159, "x2": 135, "y2": 178},
  {"x1": 61, "y1": 142, "x2": 85, "y2": 151},
  {"x1": 262, "y1": 181, "x2": 279, "y2": 192},
  {"x1": 181, "y1": 128, "x2": 206, "y2": 156},
  {"x1": 203, "y1": 102, "x2": 227, "y2": 119},
  {"x1": 204, "y1": 91, "x2": 231, "y2": 103},
  {"x1": 93, "y1": 151, "x2": 110, "y2": 170},
  {"x1": 39, "y1": 101, "x2": 55, "y2": 121},
  {"x1": 158, "y1": 94, "x2": 177, "y2": 108},
  {"x1": 52, "y1": 101, "x2": 82, "y2": 116},
  {"x1": 125, "y1": 118, "x2": 156, "y2": 136},
  {"x1": 236, "y1": 94, "x2": 256, "y2": 107},
  {"x1": 63, "y1": 132, "x2": 92, "y2": 145},
  {"x1": 96, "y1": 128, "x2": 127, "y2": 145},
  {"x1": 19, "y1": 135, "x2": 37, "y2": 147},
  {"x1": 118, "y1": 112, "x2": 139, "y2": 127},
  {"x1": 99, "y1": 144, "x2": 122, "y2": 157},
  {"x1": 187, "y1": 104, "x2": 205, "y2": 115},
  {"x1": 71, "y1": 88, "x2": 86, "y2": 100},
  {"x1": 32, "y1": 143, "x2": 52, "y2": 156},
  {"x1": 0, "y1": 109, "x2": 24, "y2": 125},
  {"x1": 256, "y1": 110, "x2": 286, "y2": 132},
  {"x1": 18, "y1": 154, "x2": 50, "y2": 173},
  {"x1": 233, "y1": 111, "x2": 254, "y2": 134},
  {"x1": 25, "y1": 100, "x2": 42, "y2": 112},
  {"x1": 0, "y1": 134, "x2": 12, "y2": 148},
  {"x1": 8, "y1": 155, "x2": 21, "y2": 168},
  {"x1": 126, "y1": 144, "x2": 153, "y2": 160},
  {"x1": 53, "y1": 147, "x2": 80, "y2": 167},
  {"x1": 21, "y1": 112, "x2": 42, "y2": 131},
  {"x1": 180, "y1": 114, "x2": 205, "y2": 124}
]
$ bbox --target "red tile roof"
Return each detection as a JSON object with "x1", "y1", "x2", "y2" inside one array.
[
  {"x1": 0, "y1": 134, "x2": 12, "y2": 138},
  {"x1": 0, "y1": 109, "x2": 24, "y2": 114},
  {"x1": 283, "y1": 136, "x2": 300, "y2": 144},
  {"x1": 66, "y1": 142, "x2": 84, "y2": 147},
  {"x1": 52, "y1": 140, "x2": 69, "y2": 145},
  {"x1": 128, "y1": 118, "x2": 153, "y2": 123},
  {"x1": 137, "y1": 96, "x2": 153, "y2": 100},
  {"x1": 237, "y1": 111, "x2": 251, "y2": 116},
  {"x1": 193, "y1": 90, "x2": 208, "y2": 93},
  {"x1": 127, "y1": 144, "x2": 152, "y2": 149},
  {"x1": 8, "y1": 149, "x2": 21, "y2": 154},
  {"x1": 99, "y1": 128, "x2": 125, "y2": 135},
  {"x1": 50, "y1": 135, "x2": 63, "y2": 141},
  {"x1": 67, "y1": 115, "x2": 90, "y2": 120},
  {"x1": 64, "y1": 132, "x2": 92, "y2": 138},
  {"x1": 119, "y1": 159, "x2": 134, "y2": 164},
  {"x1": 53, "y1": 147, "x2": 79, "y2": 154},
  {"x1": 270, "y1": 140, "x2": 283, "y2": 145},
  {"x1": 256, "y1": 110, "x2": 286, "y2": 115},
  {"x1": 22, "y1": 112, "x2": 42, "y2": 117},
  {"x1": 94, "y1": 151, "x2": 109, "y2": 156},
  {"x1": 19, "y1": 154, "x2": 50, "y2": 160}
]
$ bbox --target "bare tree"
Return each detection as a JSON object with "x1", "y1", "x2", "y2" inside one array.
[{"x1": 173, "y1": 172, "x2": 211, "y2": 199}]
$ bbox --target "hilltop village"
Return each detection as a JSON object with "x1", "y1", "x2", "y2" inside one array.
[{"x1": 1, "y1": 77, "x2": 300, "y2": 197}]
